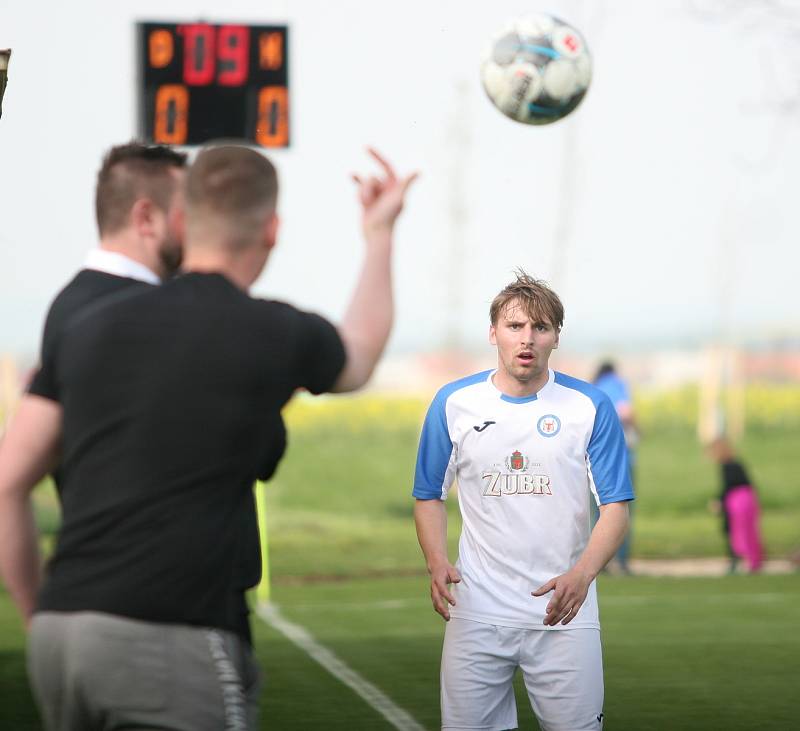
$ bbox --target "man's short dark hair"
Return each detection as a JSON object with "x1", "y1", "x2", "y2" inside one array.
[
  {"x1": 186, "y1": 144, "x2": 279, "y2": 250},
  {"x1": 95, "y1": 142, "x2": 187, "y2": 236}
]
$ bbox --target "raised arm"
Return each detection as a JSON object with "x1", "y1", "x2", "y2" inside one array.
[
  {"x1": 331, "y1": 148, "x2": 417, "y2": 393},
  {"x1": 0, "y1": 395, "x2": 62, "y2": 626}
]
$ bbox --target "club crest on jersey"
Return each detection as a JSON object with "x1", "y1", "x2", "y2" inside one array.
[
  {"x1": 505, "y1": 450, "x2": 528, "y2": 471},
  {"x1": 537, "y1": 414, "x2": 561, "y2": 438}
]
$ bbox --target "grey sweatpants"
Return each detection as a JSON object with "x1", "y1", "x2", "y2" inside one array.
[{"x1": 28, "y1": 611, "x2": 260, "y2": 731}]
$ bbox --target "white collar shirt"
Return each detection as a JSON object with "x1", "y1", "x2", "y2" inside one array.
[{"x1": 83, "y1": 249, "x2": 161, "y2": 285}]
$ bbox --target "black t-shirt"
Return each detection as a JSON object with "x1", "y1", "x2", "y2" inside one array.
[
  {"x1": 29, "y1": 269, "x2": 152, "y2": 400},
  {"x1": 720, "y1": 459, "x2": 751, "y2": 499},
  {"x1": 28, "y1": 268, "x2": 274, "y2": 641},
  {"x1": 37, "y1": 272, "x2": 345, "y2": 636}
]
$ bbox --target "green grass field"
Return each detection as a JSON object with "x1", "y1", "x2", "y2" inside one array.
[
  {"x1": 3, "y1": 574, "x2": 799, "y2": 730},
  {"x1": 2, "y1": 391, "x2": 799, "y2": 729}
]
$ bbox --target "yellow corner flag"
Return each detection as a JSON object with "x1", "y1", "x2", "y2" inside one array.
[{"x1": 255, "y1": 481, "x2": 271, "y2": 604}]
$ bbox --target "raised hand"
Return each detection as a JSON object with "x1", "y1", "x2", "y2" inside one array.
[{"x1": 352, "y1": 147, "x2": 418, "y2": 236}]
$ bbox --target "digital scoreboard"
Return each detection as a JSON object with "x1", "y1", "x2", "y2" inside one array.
[{"x1": 137, "y1": 22, "x2": 289, "y2": 147}]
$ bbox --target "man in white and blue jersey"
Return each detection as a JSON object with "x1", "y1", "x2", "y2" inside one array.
[{"x1": 413, "y1": 271, "x2": 634, "y2": 731}]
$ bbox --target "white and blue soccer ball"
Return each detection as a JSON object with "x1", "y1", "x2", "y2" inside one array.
[{"x1": 480, "y1": 14, "x2": 592, "y2": 125}]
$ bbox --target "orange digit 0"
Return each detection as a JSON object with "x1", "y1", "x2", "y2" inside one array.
[
  {"x1": 154, "y1": 84, "x2": 189, "y2": 144},
  {"x1": 149, "y1": 29, "x2": 174, "y2": 68},
  {"x1": 256, "y1": 86, "x2": 289, "y2": 147}
]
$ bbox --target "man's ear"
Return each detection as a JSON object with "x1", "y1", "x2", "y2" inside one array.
[
  {"x1": 554, "y1": 328, "x2": 561, "y2": 349},
  {"x1": 130, "y1": 198, "x2": 156, "y2": 236},
  {"x1": 489, "y1": 324, "x2": 497, "y2": 346}
]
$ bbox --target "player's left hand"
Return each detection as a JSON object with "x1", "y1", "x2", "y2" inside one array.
[
  {"x1": 352, "y1": 148, "x2": 418, "y2": 236},
  {"x1": 532, "y1": 566, "x2": 593, "y2": 626}
]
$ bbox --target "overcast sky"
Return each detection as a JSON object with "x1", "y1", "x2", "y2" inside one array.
[{"x1": 1, "y1": 0, "x2": 799, "y2": 361}]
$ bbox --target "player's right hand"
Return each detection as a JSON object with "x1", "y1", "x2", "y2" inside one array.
[
  {"x1": 532, "y1": 566, "x2": 592, "y2": 626},
  {"x1": 428, "y1": 560, "x2": 461, "y2": 621},
  {"x1": 352, "y1": 148, "x2": 418, "y2": 237}
]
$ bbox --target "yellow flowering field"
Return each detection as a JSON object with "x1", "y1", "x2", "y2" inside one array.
[
  {"x1": 285, "y1": 382, "x2": 800, "y2": 435},
  {"x1": 635, "y1": 382, "x2": 800, "y2": 431}
]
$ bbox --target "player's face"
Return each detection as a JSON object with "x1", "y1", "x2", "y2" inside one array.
[
  {"x1": 157, "y1": 169, "x2": 186, "y2": 277},
  {"x1": 489, "y1": 300, "x2": 559, "y2": 397}
]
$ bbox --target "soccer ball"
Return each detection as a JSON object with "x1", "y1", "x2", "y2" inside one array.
[{"x1": 480, "y1": 14, "x2": 592, "y2": 125}]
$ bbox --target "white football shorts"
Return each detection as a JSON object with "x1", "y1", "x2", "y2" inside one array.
[{"x1": 441, "y1": 617, "x2": 604, "y2": 731}]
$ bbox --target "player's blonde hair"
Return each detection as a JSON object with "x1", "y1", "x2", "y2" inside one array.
[
  {"x1": 186, "y1": 144, "x2": 278, "y2": 251},
  {"x1": 489, "y1": 270, "x2": 564, "y2": 330}
]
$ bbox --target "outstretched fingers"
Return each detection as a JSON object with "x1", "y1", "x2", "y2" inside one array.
[
  {"x1": 366, "y1": 146, "x2": 397, "y2": 182},
  {"x1": 534, "y1": 573, "x2": 589, "y2": 626},
  {"x1": 532, "y1": 578, "x2": 556, "y2": 597},
  {"x1": 560, "y1": 605, "x2": 578, "y2": 625},
  {"x1": 533, "y1": 576, "x2": 568, "y2": 626},
  {"x1": 398, "y1": 171, "x2": 419, "y2": 196}
]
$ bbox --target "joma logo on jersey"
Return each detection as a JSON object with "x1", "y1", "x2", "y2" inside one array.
[{"x1": 481, "y1": 471, "x2": 553, "y2": 496}]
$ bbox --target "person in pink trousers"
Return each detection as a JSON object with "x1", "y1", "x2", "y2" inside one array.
[{"x1": 707, "y1": 438, "x2": 764, "y2": 573}]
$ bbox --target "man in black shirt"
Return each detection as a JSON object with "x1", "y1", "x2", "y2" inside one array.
[
  {"x1": 11, "y1": 142, "x2": 269, "y2": 651},
  {"x1": 1, "y1": 142, "x2": 187, "y2": 623},
  {"x1": 0, "y1": 144, "x2": 416, "y2": 730}
]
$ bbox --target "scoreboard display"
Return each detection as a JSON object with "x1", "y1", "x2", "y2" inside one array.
[{"x1": 137, "y1": 22, "x2": 289, "y2": 147}]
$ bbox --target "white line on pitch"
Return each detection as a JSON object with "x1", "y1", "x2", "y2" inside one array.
[
  {"x1": 256, "y1": 602, "x2": 428, "y2": 731},
  {"x1": 284, "y1": 598, "x2": 428, "y2": 612}
]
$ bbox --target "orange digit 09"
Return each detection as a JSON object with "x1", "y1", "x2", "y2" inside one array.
[
  {"x1": 154, "y1": 84, "x2": 189, "y2": 144},
  {"x1": 256, "y1": 86, "x2": 289, "y2": 147}
]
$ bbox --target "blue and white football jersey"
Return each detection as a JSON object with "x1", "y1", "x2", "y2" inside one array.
[{"x1": 413, "y1": 369, "x2": 634, "y2": 630}]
